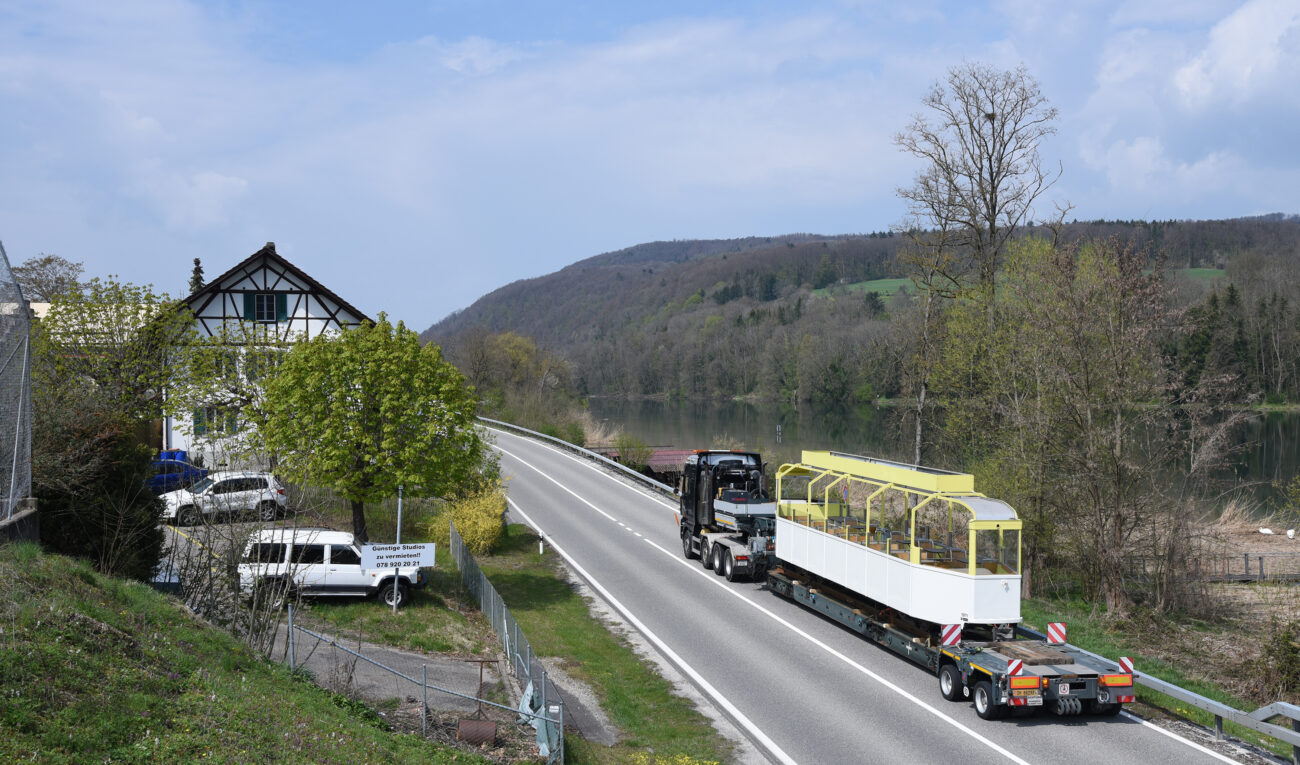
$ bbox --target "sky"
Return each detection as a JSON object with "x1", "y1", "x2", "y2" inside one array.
[{"x1": 1, "y1": 0, "x2": 1297, "y2": 329}]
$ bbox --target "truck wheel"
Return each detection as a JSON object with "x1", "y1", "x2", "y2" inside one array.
[
  {"x1": 1088, "y1": 700, "x2": 1122, "y2": 717},
  {"x1": 702, "y1": 541, "x2": 715, "y2": 570},
  {"x1": 177, "y1": 507, "x2": 201, "y2": 527},
  {"x1": 972, "y1": 680, "x2": 1004, "y2": 720},
  {"x1": 939, "y1": 664, "x2": 963, "y2": 702},
  {"x1": 712, "y1": 546, "x2": 733, "y2": 577},
  {"x1": 380, "y1": 581, "x2": 409, "y2": 608},
  {"x1": 257, "y1": 501, "x2": 279, "y2": 522},
  {"x1": 723, "y1": 551, "x2": 739, "y2": 582},
  {"x1": 710, "y1": 544, "x2": 726, "y2": 575},
  {"x1": 682, "y1": 533, "x2": 698, "y2": 560}
]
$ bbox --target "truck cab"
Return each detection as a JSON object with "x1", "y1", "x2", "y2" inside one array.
[{"x1": 679, "y1": 450, "x2": 777, "y2": 580}]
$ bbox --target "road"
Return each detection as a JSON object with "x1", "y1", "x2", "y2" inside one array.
[{"x1": 491, "y1": 427, "x2": 1245, "y2": 765}]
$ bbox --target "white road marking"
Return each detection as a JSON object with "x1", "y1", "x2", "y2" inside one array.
[
  {"x1": 497, "y1": 434, "x2": 1234, "y2": 764},
  {"x1": 495, "y1": 442, "x2": 1030, "y2": 764},
  {"x1": 1120, "y1": 712, "x2": 1238, "y2": 764},
  {"x1": 506, "y1": 496, "x2": 798, "y2": 765},
  {"x1": 490, "y1": 427, "x2": 679, "y2": 511}
]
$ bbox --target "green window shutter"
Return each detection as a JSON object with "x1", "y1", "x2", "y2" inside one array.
[
  {"x1": 275, "y1": 293, "x2": 288, "y2": 321},
  {"x1": 193, "y1": 409, "x2": 206, "y2": 436},
  {"x1": 243, "y1": 293, "x2": 255, "y2": 321}
]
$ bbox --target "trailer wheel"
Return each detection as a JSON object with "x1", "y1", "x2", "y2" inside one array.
[
  {"x1": 939, "y1": 664, "x2": 963, "y2": 702},
  {"x1": 1088, "y1": 700, "x2": 1122, "y2": 717},
  {"x1": 710, "y1": 544, "x2": 726, "y2": 575},
  {"x1": 972, "y1": 680, "x2": 1004, "y2": 720},
  {"x1": 682, "y1": 533, "x2": 698, "y2": 560},
  {"x1": 702, "y1": 541, "x2": 715, "y2": 570}
]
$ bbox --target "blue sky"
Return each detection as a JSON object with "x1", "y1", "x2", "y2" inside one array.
[{"x1": 2, "y1": 0, "x2": 1297, "y2": 329}]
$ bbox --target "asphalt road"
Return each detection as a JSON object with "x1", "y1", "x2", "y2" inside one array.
[{"x1": 491, "y1": 427, "x2": 1244, "y2": 765}]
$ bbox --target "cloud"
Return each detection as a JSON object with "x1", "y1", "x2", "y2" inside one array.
[{"x1": 1173, "y1": 0, "x2": 1300, "y2": 109}]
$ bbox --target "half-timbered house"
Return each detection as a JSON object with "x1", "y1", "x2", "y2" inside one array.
[{"x1": 164, "y1": 242, "x2": 370, "y2": 462}]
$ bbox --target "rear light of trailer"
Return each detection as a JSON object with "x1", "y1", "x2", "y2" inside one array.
[
  {"x1": 1117, "y1": 694, "x2": 1135, "y2": 703},
  {"x1": 1101, "y1": 674, "x2": 1133, "y2": 687},
  {"x1": 735, "y1": 555, "x2": 749, "y2": 562},
  {"x1": 1009, "y1": 676, "x2": 1040, "y2": 690}
]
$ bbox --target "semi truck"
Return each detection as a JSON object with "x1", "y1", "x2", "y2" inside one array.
[{"x1": 678, "y1": 449, "x2": 1136, "y2": 720}]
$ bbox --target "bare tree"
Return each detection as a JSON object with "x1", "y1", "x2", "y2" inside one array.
[
  {"x1": 895, "y1": 62, "x2": 1060, "y2": 295},
  {"x1": 13, "y1": 253, "x2": 83, "y2": 302}
]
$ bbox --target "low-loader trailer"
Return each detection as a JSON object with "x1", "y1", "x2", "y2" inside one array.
[{"x1": 678, "y1": 449, "x2": 1137, "y2": 720}]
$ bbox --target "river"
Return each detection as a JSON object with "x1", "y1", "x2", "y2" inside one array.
[{"x1": 587, "y1": 398, "x2": 1300, "y2": 512}]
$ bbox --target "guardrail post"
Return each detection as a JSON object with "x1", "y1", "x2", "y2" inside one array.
[
  {"x1": 1244, "y1": 552, "x2": 1250, "y2": 575},
  {"x1": 1214, "y1": 713, "x2": 1223, "y2": 739},
  {"x1": 1292, "y1": 716, "x2": 1297, "y2": 765},
  {"x1": 1259, "y1": 556, "x2": 1264, "y2": 582}
]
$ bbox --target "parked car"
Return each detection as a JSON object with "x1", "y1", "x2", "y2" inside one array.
[
  {"x1": 237, "y1": 527, "x2": 425, "y2": 608},
  {"x1": 161, "y1": 471, "x2": 288, "y2": 526},
  {"x1": 147, "y1": 459, "x2": 208, "y2": 495}
]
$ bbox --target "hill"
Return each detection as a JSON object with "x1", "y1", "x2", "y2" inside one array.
[
  {"x1": 0, "y1": 542, "x2": 487, "y2": 763},
  {"x1": 423, "y1": 216, "x2": 1300, "y2": 402}
]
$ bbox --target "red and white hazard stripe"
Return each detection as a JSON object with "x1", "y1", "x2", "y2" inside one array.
[
  {"x1": 1047, "y1": 622, "x2": 1067, "y2": 645},
  {"x1": 1118, "y1": 656, "x2": 1134, "y2": 674},
  {"x1": 941, "y1": 624, "x2": 963, "y2": 646},
  {"x1": 1006, "y1": 658, "x2": 1024, "y2": 676}
]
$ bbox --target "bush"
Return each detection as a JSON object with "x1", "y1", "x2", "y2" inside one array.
[
  {"x1": 615, "y1": 434, "x2": 653, "y2": 472},
  {"x1": 423, "y1": 483, "x2": 506, "y2": 555}
]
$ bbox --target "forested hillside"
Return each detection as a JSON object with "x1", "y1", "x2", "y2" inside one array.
[{"x1": 423, "y1": 216, "x2": 1300, "y2": 404}]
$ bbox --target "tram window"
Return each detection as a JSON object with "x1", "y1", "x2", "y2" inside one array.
[{"x1": 974, "y1": 528, "x2": 1019, "y2": 575}]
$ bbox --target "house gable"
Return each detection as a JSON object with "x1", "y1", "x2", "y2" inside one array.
[{"x1": 183, "y1": 242, "x2": 371, "y2": 340}]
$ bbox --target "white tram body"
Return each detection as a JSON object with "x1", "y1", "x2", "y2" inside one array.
[{"x1": 775, "y1": 451, "x2": 1022, "y2": 626}]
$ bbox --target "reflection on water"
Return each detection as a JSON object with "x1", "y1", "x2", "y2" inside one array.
[{"x1": 587, "y1": 399, "x2": 1300, "y2": 510}]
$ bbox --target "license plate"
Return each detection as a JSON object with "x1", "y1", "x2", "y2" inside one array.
[
  {"x1": 1058, "y1": 684, "x2": 1070, "y2": 696},
  {"x1": 1027, "y1": 696, "x2": 1043, "y2": 706}
]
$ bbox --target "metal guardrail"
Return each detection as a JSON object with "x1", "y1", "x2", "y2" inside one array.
[
  {"x1": 1018, "y1": 626, "x2": 1300, "y2": 762},
  {"x1": 488, "y1": 416, "x2": 1300, "y2": 763},
  {"x1": 450, "y1": 519, "x2": 564, "y2": 763},
  {"x1": 478, "y1": 416, "x2": 677, "y2": 497}
]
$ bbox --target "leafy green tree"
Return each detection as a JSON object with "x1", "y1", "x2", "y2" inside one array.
[
  {"x1": 260, "y1": 314, "x2": 490, "y2": 543},
  {"x1": 29, "y1": 276, "x2": 186, "y2": 580}
]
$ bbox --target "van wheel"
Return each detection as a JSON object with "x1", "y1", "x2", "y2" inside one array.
[
  {"x1": 258, "y1": 579, "x2": 288, "y2": 611},
  {"x1": 257, "y1": 501, "x2": 279, "y2": 522},
  {"x1": 177, "y1": 507, "x2": 201, "y2": 527},
  {"x1": 379, "y1": 581, "x2": 409, "y2": 608},
  {"x1": 939, "y1": 664, "x2": 963, "y2": 701}
]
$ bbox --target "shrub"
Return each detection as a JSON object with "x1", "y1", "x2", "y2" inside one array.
[
  {"x1": 424, "y1": 483, "x2": 506, "y2": 555},
  {"x1": 615, "y1": 434, "x2": 653, "y2": 472}
]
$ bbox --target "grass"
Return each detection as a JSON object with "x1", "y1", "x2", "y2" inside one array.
[
  {"x1": 0, "y1": 541, "x2": 489, "y2": 764},
  {"x1": 1173, "y1": 267, "x2": 1227, "y2": 282},
  {"x1": 813, "y1": 277, "x2": 912, "y2": 298},
  {"x1": 1021, "y1": 594, "x2": 1292, "y2": 760},
  {"x1": 305, "y1": 514, "x2": 731, "y2": 764},
  {"x1": 478, "y1": 525, "x2": 730, "y2": 765}
]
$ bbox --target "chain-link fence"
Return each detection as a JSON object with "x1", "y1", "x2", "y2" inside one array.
[
  {"x1": 0, "y1": 241, "x2": 31, "y2": 521},
  {"x1": 450, "y1": 520, "x2": 565, "y2": 762}
]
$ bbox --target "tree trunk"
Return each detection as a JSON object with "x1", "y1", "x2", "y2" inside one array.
[{"x1": 351, "y1": 499, "x2": 368, "y2": 545}]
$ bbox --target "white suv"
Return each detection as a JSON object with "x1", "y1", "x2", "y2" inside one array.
[
  {"x1": 237, "y1": 527, "x2": 426, "y2": 608},
  {"x1": 162, "y1": 471, "x2": 288, "y2": 526}
]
